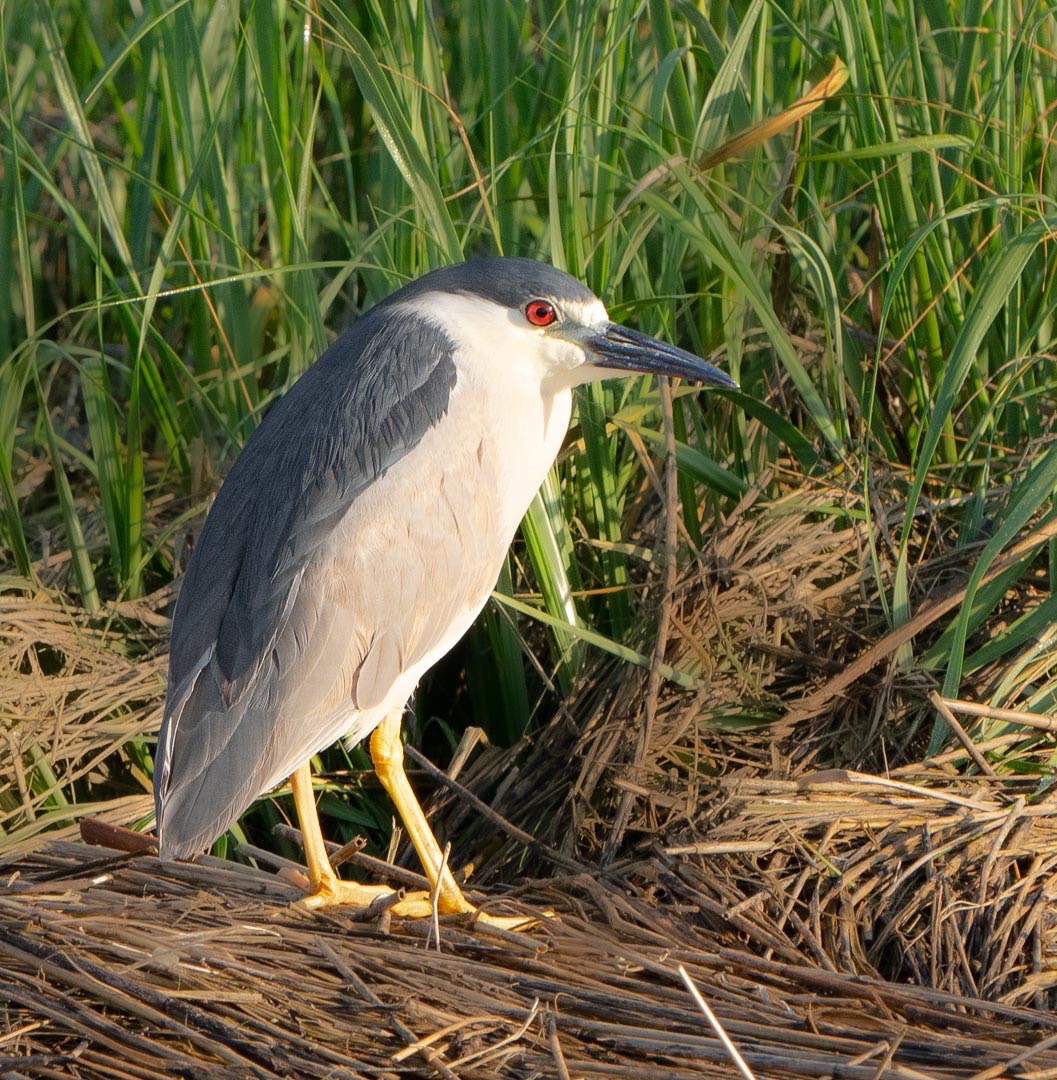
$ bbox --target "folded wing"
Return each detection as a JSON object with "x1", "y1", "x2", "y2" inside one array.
[{"x1": 154, "y1": 307, "x2": 456, "y2": 858}]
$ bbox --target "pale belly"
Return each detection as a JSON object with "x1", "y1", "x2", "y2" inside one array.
[{"x1": 257, "y1": 373, "x2": 572, "y2": 792}]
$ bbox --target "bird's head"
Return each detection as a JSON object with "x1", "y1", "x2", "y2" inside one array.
[{"x1": 385, "y1": 256, "x2": 737, "y2": 394}]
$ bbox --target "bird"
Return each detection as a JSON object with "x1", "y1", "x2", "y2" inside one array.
[{"x1": 154, "y1": 256, "x2": 735, "y2": 923}]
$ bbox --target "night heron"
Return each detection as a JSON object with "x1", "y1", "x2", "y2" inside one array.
[{"x1": 154, "y1": 257, "x2": 734, "y2": 923}]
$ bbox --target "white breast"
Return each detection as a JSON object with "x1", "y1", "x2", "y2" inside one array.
[
  {"x1": 401, "y1": 291, "x2": 574, "y2": 540},
  {"x1": 256, "y1": 294, "x2": 576, "y2": 787}
]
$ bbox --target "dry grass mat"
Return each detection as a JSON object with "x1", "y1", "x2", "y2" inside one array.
[{"x1": 3, "y1": 840, "x2": 1057, "y2": 1078}]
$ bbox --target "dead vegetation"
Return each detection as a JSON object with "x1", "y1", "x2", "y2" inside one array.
[
  {"x1": 0, "y1": 594, "x2": 165, "y2": 853},
  {"x1": 3, "y1": 474, "x2": 1057, "y2": 1075},
  {"x1": 5, "y1": 836, "x2": 1057, "y2": 1079}
]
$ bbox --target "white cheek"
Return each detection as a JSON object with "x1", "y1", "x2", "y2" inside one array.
[
  {"x1": 548, "y1": 337, "x2": 589, "y2": 374},
  {"x1": 568, "y1": 298, "x2": 609, "y2": 327}
]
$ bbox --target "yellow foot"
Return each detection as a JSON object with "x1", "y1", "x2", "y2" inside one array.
[
  {"x1": 280, "y1": 867, "x2": 545, "y2": 929},
  {"x1": 276, "y1": 868, "x2": 430, "y2": 917}
]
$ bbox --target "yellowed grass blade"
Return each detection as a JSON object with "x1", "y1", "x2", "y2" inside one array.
[{"x1": 620, "y1": 56, "x2": 849, "y2": 213}]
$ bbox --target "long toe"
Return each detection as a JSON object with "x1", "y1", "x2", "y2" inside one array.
[
  {"x1": 466, "y1": 909, "x2": 551, "y2": 931},
  {"x1": 293, "y1": 874, "x2": 549, "y2": 928},
  {"x1": 295, "y1": 877, "x2": 437, "y2": 918}
]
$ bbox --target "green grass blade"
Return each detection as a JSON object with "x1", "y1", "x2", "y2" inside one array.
[
  {"x1": 324, "y1": 5, "x2": 462, "y2": 263},
  {"x1": 900, "y1": 216, "x2": 1051, "y2": 546},
  {"x1": 522, "y1": 481, "x2": 583, "y2": 691},
  {"x1": 929, "y1": 442, "x2": 1057, "y2": 753},
  {"x1": 33, "y1": 367, "x2": 100, "y2": 610},
  {"x1": 493, "y1": 591, "x2": 704, "y2": 692}
]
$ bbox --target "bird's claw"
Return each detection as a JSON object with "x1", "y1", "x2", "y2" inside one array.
[{"x1": 282, "y1": 867, "x2": 549, "y2": 929}]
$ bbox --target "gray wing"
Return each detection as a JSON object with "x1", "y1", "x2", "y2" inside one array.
[{"x1": 154, "y1": 307, "x2": 456, "y2": 858}]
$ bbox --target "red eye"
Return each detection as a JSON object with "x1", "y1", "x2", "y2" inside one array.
[{"x1": 525, "y1": 299, "x2": 557, "y2": 327}]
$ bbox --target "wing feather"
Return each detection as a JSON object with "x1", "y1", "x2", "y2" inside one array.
[{"x1": 155, "y1": 306, "x2": 456, "y2": 857}]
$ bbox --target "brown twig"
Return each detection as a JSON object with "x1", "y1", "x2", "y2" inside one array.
[
  {"x1": 403, "y1": 744, "x2": 588, "y2": 875},
  {"x1": 604, "y1": 376, "x2": 680, "y2": 863},
  {"x1": 545, "y1": 1010, "x2": 573, "y2": 1080},
  {"x1": 939, "y1": 696, "x2": 1057, "y2": 733},
  {"x1": 930, "y1": 692, "x2": 998, "y2": 778},
  {"x1": 780, "y1": 516, "x2": 1057, "y2": 725}
]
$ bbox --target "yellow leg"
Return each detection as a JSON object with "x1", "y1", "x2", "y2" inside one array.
[
  {"x1": 369, "y1": 709, "x2": 536, "y2": 929},
  {"x1": 369, "y1": 709, "x2": 473, "y2": 914},
  {"x1": 288, "y1": 718, "x2": 536, "y2": 928},
  {"x1": 290, "y1": 759, "x2": 433, "y2": 916}
]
